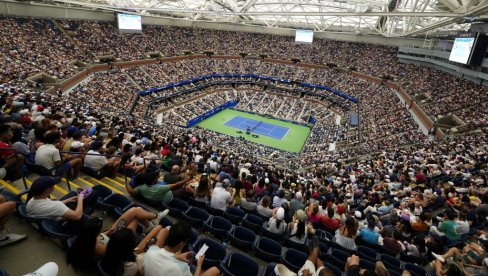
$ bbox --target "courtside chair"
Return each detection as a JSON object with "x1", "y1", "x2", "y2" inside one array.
[
  {"x1": 192, "y1": 237, "x2": 228, "y2": 270},
  {"x1": 280, "y1": 248, "x2": 308, "y2": 273},
  {"x1": 219, "y1": 252, "x2": 263, "y2": 276},
  {"x1": 253, "y1": 237, "x2": 282, "y2": 262},
  {"x1": 223, "y1": 207, "x2": 246, "y2": 224},
  {"x1": 204, "y1": 216, "x2": 233, "y2": 241},
  {"x1": 181, "y1": 207, "x2": 210, "y2": 229},
  {"x1": 228, "y1": 226, "x2": 256, "y2": 252}
]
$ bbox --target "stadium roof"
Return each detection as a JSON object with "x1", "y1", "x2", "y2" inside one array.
[{"x1": 52, "y1": 0, "x2": 488, "y2": 37}]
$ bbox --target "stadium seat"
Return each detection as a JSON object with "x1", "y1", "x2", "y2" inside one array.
[
  {"x1": 223, "y1": 207, "x2": 246, "y2": 224},
  {"x1": 241, "y1": 214, "x2": 263, "y2": 233},
  {"x1": 253, "y1": 237, "x2": 282, "y2": 262},
  {"x1": 261, "y1": 227, "x2": 284, "y2": 242},
  {"x1": 92, "y1": 185, "x2": 113, "y2": 206},
  {"x1": 318, "y1": 242, "x2": 329, "y2": 260},
  {"x1": 206, "y1": 205, "x2": 224, "y2": 217},
  {"x1": 192, "y1": 237, "x2": 228, "y2": 270},
  {"x1": 81, "y1": 165, "x2": 103, "y2": 179},
  {"x1": 98, "y1": 194, "x2": 131, "y2": 217},
  {"x1": 388, "y1": 269, "x2": 403, "y2": 276},
  {"x1": 204, "y1": 216, "x2": 233, "y2": 240},
  {"x1": 360, "y1": 259, "x2": 376, "y2": 270},
  {"x1": 315, "y1": 229, "x2": 333, "y2": 245},
  {"x1": 404, "y1": 262, "x2": 427, "y2": 276},
  {"x1": 324, "y1": 263, "x2": 342, "y2": 276},
  {"x1": 25, "y1": 159, "x2": 55, "y2": 176},
  {"x1": 40, "y1": 219, "x2": 78, "y2": 248},
  {"x1": 163, "y1": 198, "x2": 189, "y2": 217},
  {"x1": 254, "y1": 212, "x2": 270, "y2": 222},
  {"x1": 380, "y1": 254, "x2": 403, "y2": 273},
  {"x1": 280, "y1": 248, "x2": 308, "y2": 273},
  {"x1": 16, "y1": 203, "x2": 42, "y2": 225},
  {"x1": 228, "y1": 226, "x2": 256, "y2": 252},
  {"x1": 219, "y1": 252, "x2": 263, "y2": 276},
  {"x1": 331, "y1": 249, "x2": 351, "y2": 269},
  {"x1": 114, "y1": 202, "x2": 147, "y2": 218},
  {"x1": 263, "y1": 262, "x2": 277, "y2": 276},
  {"x1": 358, "y1": 245, "x2": 378, "y2": 263},
  {"x1": 181, "y1": 207, "x2": 210, "y2": 229},
  {"x1": 187, "y1": 197, "x2": 208, "y2": 209},
  {"x1": 283, "y1": 236, "x2": 309, "y2": 254},
  {"x1": 97, "y1": 259, "x2": 110, "y2": 276},
  {"x1": 331, "y1": 241, "x2": 357, "y2": 255}
]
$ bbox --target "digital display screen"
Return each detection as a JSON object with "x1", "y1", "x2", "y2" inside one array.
[
  {"x1": 449, "y1": 37, "x2": 475, "y2": 64},
  {"x1": 117, "y1": 13, "x2": 142, "y2": 31},
  {"x1": 295, "y1": 30, "x2": 314, "y2": 44}
]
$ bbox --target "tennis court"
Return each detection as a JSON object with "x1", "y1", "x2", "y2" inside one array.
[{"x1": 224, "y1": 116, "x2": 289, "y2": 140}]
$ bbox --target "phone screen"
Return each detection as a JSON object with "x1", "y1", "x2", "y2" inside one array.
[{"x1": 195, "y1": 244, "x2": 209, "y2": 260}]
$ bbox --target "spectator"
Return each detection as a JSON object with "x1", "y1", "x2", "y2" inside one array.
[
  {"x1": 84, "y1": 140, "x2": 121, "y2": 177},
  {"x1": 272, "y1": 189, "x2": 289, "y2": 208},
  {"x1": 240, "y1": 189, "x2": 257, "y2": 212},
  {"x1": 194, "y1": 176, "x2": 212, "y2": 204},
  {"x1": 210, "y1": 181, "x2": 233, "y2": 211},
  {"x1": 0, "y1": 194, "x2": 26, "y2": 246},
  {"x1": 257, "y1": 195, "x2": 273, "y2": 218},
  {"x1": 265, "y1": 207, "x2": 287, "y2": 235}
]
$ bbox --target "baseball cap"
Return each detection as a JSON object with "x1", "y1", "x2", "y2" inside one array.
[
  {"x1": 295, "y1": 209, "x2": 307, "y2": 222},
  {"x1": 29, "y1": 176, "x2": 61, "y2": 198},
  {"x1": 222, "y1": 179, "x2": 231, "y2": 186}
]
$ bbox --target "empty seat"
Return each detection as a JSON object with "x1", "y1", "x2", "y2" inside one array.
[
  {"x1": 98, "y1": 194, "x2": 131, "y2": 217},
  {"x1": 219, "y1": 252, "x2": 263, "y2": 276},
  {"x1": 331, "y1": 249, "x2": 351, "y2": 269},
  {"x1": 181, "y1": 207, "x2": 210, "y2": 228},
  {"x1": 253, "y1": 237, "x2": 282, "y2": 262},
  {"x1": 404, "y1": 262, "x2": 427, "y2": 276},
  {"x1": 358, "y1": 245, "x2": 378, "y2": 263},
  {"x1": 192, "y1": 237, "x2": 228, "y2": 270},
  {"x1": 163, "y1": 198, "x2": 189, "y2": 217},
  {"x1": 205, "y1": 216, "x2": 233, "y2": 240},
  {"x1": 242, "y1": 214, "x2": 263, "y2": 233},
  {"x1": 261, "y1": 227, "x2": 284, "y2": 242},
  {"x1": 206, "y1": 205, "x2": 225, "y2": 217},
  {"x1": 228, "y1": 226, "x2": 256, "y2": 252},
  {"x1": 280, "y1": 248, "x2": 308, "y2": 273},
  {"x1": 40, "y1": 219, "x2": 78, "y2": 248},
  {"x1": 224, "y1": 207, "x2": 246, "y2": 224},
  {"x1": 283, "y1": 236, "x2": 309, "y2": 254}
]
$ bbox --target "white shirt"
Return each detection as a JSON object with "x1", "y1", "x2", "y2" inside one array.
[
  {"x1": 84, "y1": 150, "x2": 108, "y2": 171},
  {"x1": 143, "y1": 247, "x2": 192, "y2": 276},
  {"x1": 272, "y1": 196, "x2": 289, "y2": 208},
  {"x1": 26, "y1": 198, "x2": 69, "y2": 219},
  {"x1": 456, "y1": 220, "x2": 470, "y2": 235},
  {"x1": 35, "y1": 144, "x2": 61, "y2": 170},
  {"x1": 210, "y1": 187, "x2": 231, "y2": 211}
]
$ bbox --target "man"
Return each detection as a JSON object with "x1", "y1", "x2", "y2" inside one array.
[
  {"x1": 210, "y1": 181, "x2": 233, "y2": 211},
  {"x1": 84, "y1": 140, "x2": 120, "y2": 177},
  {"x1": 430, "y1": 210, "x2": 461, "y2": 243},
  {"x1": 320, "y1": 207, "x2": 340, "y2": 232},
  {"x1": 272, "y1": 189, "x2": 289, "y2": 208},
  {"x1": 0, "y1": 124, "x2": 24, "y2": 179},
  {"x1": 289, "y1": 191, "x2": 305, "y2": 215},
  {"x1": 165, "y1": 165, "x2": 194, "y2": 198},
  {"x1": 126, "y1": 171, "x2": 191, "y2": 206},
  {"x1": 26, "y1": 176, "x2": 84, "y2": 221},
  {"x1": 143, "y1": 221, "x2": 220, "y2": 276},
  {"x1": 35, "y1": 131, "x2": 82, "y2": 179}
]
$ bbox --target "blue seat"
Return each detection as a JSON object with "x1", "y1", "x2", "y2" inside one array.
[
  {"x1": 16, "y1": 203, "x2": 42, "y2": 224},
  {"x1": 187, "y1": 197, "x2": 208, "y2": 209},
  {"x1": 263, "y1": 262, "x2": 277, "y2": 276},
  {"x1": 319, "y1": 242, "x2": 329, "y2": 260},
  {"x1": 315, "y1": 229, "x2": 333, "y2": 245},
  {"x1": 242, "y1": 214, "x2": 263, "y2": 233},
  {"x1": 224, "y1": 207, "x2": 246, "y2": 224},
  {"x1": 81, "y1": 165, "x2": 104, "y2": 179},
  {"x1": 206, "y1": 205, "x2": 224, "y2": 217},
  {"x1": 182, "y1": 207, "x2": 210, "y2": 228},
  {"x1": 331, "y1": 249, "x2": 351, "y2": 269},
  {"x1": 331, "y1": 241, "x2": 357, "y2": 255},
  {"x1": 98, "y1": 194, "x2": 131, "y2": 217},
  {"x1": 40, "y1": 219, "x2": 78, "y2": 248},
  {"x1": 404, "y1": 262, "x2": 427, "y2": 276},
  {"x1": 228, "y1": 226, "x2": 256, "y2": 252},
  {"x1": 262, "y1": 227, "x2": 284, "y2": 242},
  {"x1": 92, "y1": 185, "x2": 113, "y2": 206},
  {"x1": 358, "y1": 245, "x2": 378, "y2": 263},
  {"x1": 380, "y1": 254, "x2": 403, "y2": 273},
  {"x1": 280, "y1": 248, "x2": 308, "y2": 273},
  {"x1": 192, "y1": 237, "x2": 228, "y2": 270},
  {"x1": 283, "y1": 236, "x2": 309, "y2": 254},
  {"x1": 0, "y1": 267, "x2": 8, "y2": 276},
  {"x1": 219, "y1": 252, "x2": 263, "y2": 276},
  {"x1": 253, "y1": 237, "x2": 282, "y2": 262},
  {"x1": 324, "y1": 263, "x2": 342, "y2": 276},
  {"x1": 360, "y1": 259, "x2": 376, "y2": 270},
  {"x1": 254, "y1": 212, "x2": 270, "y2": 222},
  {"x1": 163, "y1": 198, "x2": 189, "y2": 217},
  {"x1": 204, "y1": 216, "x2": 233, "y2": 240},
  {"x1": 388, "y1": 269, "x2": 403, "y2": 276},
  {"x1": 115, "y1": 202, "x2": 147, "y2": 217}
]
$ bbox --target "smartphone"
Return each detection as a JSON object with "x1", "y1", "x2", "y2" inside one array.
[
  {"x1": 116, "y1": 219, "x2": 126, "y2": 230},
  {"x1": 195, "y1": 244, "x2": 209, "y2": 260}
]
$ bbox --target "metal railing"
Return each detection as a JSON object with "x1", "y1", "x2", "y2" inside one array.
[{"x1": 0, "y1": 147, "x2": 28, "y2": 190}]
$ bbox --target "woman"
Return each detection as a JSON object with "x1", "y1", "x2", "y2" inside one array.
[
  {"x1": 307, "y1": 202, "x2": 321, "y2": 225},
  {"x1": 254, "y1": 178, "x2": 267, "y2": 199},
  {"x1": 257, "y1": 195, "x2": 273, "y2": 218},
  {"x1": 359, "y1": 216, "x2": 380, "y2": 245},
  {"x1": 266, "y1": 207, "x2": 287, "y2": 235},
  {"x1": 195, "y1": 177, "x2": 212, "y2": 204},
  {"x1": 100, "y1": 228, "x2": 142, "y2": 276},
  {"x1": 66, "y1": 217, "x2": 104, "y2": 273},
  {"x1": 287, "y1": 209, "x2": 308, "y2": 243},
  {"x1": 335, "y1": 216, "x2": 358, "y2": 251}
]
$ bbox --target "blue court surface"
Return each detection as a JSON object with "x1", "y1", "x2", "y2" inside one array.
[{"x1": 224, "y1": 116, "x2": 289, "y2": 140}]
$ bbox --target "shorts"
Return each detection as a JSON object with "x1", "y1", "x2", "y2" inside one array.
[{"x1": 298, "y1": 260, "x2": 324, "y2": 276}]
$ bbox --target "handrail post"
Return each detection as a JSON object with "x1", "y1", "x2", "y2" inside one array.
[{"x1": 59, "y1": 153, "x2": 72, "y2": 191}]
